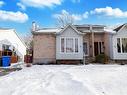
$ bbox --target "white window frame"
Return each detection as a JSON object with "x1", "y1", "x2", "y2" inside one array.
[
  {"x1": 117, "y1": 37, "x2": 127, "y2": 53},
  {"x1": 83, "y1": 41, "x2": 89, "y2": 56},
  {"x1": 60, "y1": 37, "x2": 79, "y2": 54}
]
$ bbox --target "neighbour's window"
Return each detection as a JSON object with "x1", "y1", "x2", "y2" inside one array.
[
  {"x1": 117, "y1": 38, "x2": 121, "y2": 53},
  {"x1": 60, "y1": 37, "x2": 79, "y2": 53},
  {"x1": 122, "y1": 38, "x2": 127, "y2": 53},
  {"x1": 2, "y1": 44, "x2": 10, "y2": 51}
]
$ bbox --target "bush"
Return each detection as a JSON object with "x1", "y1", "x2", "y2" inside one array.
[{"x1": 95, "y1": 54, "x2": 109, "y2": 64}]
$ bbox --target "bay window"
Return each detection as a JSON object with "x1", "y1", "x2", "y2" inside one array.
[
  {"x1": 117, "y1": 38, "x2": 127, "y2": 53},
  {"x1": 60, "y1": 37, "x2": 79, "y2": 53},
  {"x1": 61, "y1": 38, "x2": 65, "y2": 52},
  {"x1": 75, "y1": 38, "x2": 78, "y2": 52},
  {"x1": 117, "y1": 38, "x2": 121, "y2": 53},
  {"x1": 66, "y1": 38, "x2": 74, "y2": 53}
]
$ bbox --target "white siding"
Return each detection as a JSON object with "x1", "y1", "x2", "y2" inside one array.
[
  {"x1": 56, "y1": 26, "x2": 83, "y2": 60},
  {"x1": 0, "y1": 29, "x2": 26, "y2": 61},
  {"x1": 112, "y1": 26, "x2": 127, "y2": 60}
]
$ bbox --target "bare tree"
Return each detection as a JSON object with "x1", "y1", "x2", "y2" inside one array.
[
  {"x1": 22, "y1": 28, "x2": 33, "y2": 55},
  {"x1": 55, "y1": 11, "x2": 75, "y2": 28}
]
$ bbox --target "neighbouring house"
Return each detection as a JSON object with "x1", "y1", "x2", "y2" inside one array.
[
  {"x1": 32, "y1": 22, "x2": 111, "y2": 64},
  {"x1": 0, "y1": 28, "x2": 27, "y2": 62},
  {"x1": 109, "y1": 23, "x2": 127, "y2": 60}
]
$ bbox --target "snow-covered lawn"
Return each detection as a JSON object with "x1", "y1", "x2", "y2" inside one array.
[{"x1": 0, "y1": 65, "x2": 127, "y2": 95}]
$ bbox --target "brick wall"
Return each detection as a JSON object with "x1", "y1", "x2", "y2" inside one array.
[
  {"x1": 83, "y1": 33, "x2": 110, "y2": 57},
  {"x1": 33, "y1": 34, "x2": 56, "y2": 64}
]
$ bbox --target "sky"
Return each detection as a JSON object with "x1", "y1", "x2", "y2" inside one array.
[{"x1": 0, "y1": 0, "x2": 127, "y2": 36}]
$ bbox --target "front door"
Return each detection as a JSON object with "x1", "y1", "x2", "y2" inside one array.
[
  {"x1": 94, "y1": 42, "x2": 104, "y2": 56},
  {"x1": 94, "y1": 42, "x2": 99, "y2": 56}
]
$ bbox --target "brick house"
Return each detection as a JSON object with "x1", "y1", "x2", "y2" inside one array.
[{"x1": 32, "y1": 23, "x2": 110, "y2": 64}]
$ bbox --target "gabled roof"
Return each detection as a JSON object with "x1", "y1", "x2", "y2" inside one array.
[
  {"x1": 113, "y1": 23, "x2": 127, "y2": 32},
  {"x1": 0, "y1": 29, "x2": 27, "y2": 48},
  {"x1": 57, "y1": 24, "x2": 85, "y2": 35}
]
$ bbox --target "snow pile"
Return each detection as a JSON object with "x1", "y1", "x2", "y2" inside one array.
[{"x1": 0, "y1": 65, "x2": 127, "y2": 95}]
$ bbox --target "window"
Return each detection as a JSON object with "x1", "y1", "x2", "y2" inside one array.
[
  {"x1": 60, "y1": 37, "x2": 79, "y2": 53},
  {"x1": 117, "y1": 38, "x2": 121, "y2": 53},
  {"x1": 83, "y1": 42, "x2": 88, "y2": 55},
  {"x1": 61, "y1": 38, "x2": 64, "y2": 52},
  {"x1": 117, "y1": 38, "x2": 127, "y2": 53},
  {"x1": 122, "y1": 38, "x2": 127, "y2": 53},
  {"x1": 99, "y1": 42, "x2": 104, "y2": 54},
  {"x1": 75, "y1": 38, "x2": 78, "y2": 52},
  {"x1": 2, "y1": 44, "x2": 10, "y2": 51},
  {"x1": 66, "y1": 38, "x2": 74, "y2": 53},
  {"x1": 94, "y1": 42, "x2": 104, "y2": 56}
]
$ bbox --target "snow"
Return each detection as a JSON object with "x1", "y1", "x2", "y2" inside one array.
[
  {"x1": 0, "y1": 65, "x2": 127, "y2": 95},
  {"x1": 104, "y1": 28, "x2": 116, "y2": 34},
  {"x1": 0, "y1": 29, "x2": 26, "y2": 61},
  {"x1": 36, "y1": 28, "x2": 62, "y2": 33}
]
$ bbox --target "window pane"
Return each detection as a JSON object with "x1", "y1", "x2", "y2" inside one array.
[
  {"x1": 61, "y1": 38, "x2": 64, "y2": 52},
  {"x1": 122, "y1": 38, "x2": 127, "y2": 53},
  {"x1": 99, "y1": 42, "x2": 104, "y2": 54},
  {"x1": 83, "y1": 42, "x2": 88, "y2": 55},
  {"x1": 75, "y1": 38, "x2": 78, "y2": 52},
  {"x1": 2, "y1": 44, "x2": 10, "y2": 51},
  {"x1": 66, "y1": 38, "x2": 73, "y2": 53},
  {"x1": 101, "y1": 42, "x2": 104, "y2": 53},
  {"x1": 99, "y1": 42, "x2": 101, "y2": 54},
  {"x1": 117, "y1": 38, "x2": 121, "y2": 53}
]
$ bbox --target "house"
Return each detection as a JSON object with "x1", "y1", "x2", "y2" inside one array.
[
  {"x1": 0, "y1": 28, "x2": 27, "y2": 62},
  {"x1": 32, "y1": 22, "x2": 111, "y2": 64},
  {"x1": 109, "y1": 23, "x2": 127, "y2": 60}
]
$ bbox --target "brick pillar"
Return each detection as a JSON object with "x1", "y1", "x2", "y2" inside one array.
[
  {"x1": 90, "y1": 26, "x2": 95, "y2": 57},
  {"x1": 104, "y1": 32, "x2": 109, "y2": 56}
]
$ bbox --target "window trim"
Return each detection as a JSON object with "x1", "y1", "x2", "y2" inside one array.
[{"x1": 60, "y1": 37, "x2": 79, "y2": 54}]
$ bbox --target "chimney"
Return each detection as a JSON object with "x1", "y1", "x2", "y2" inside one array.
[{"x1": 32, "y1": 21, "x2": 37, "y2": 32}]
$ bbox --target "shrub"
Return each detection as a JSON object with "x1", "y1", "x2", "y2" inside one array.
[{"x1": 95, "y1": 54, "x2": 109, "y2": 64}]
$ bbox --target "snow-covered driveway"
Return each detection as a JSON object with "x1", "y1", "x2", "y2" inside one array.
[{"x1": 0, "y1": 65, "x2": 127, "y2": 95}]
